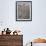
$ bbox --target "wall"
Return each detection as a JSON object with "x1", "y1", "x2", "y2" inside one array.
[{"x1": 0, "y1": 0, "x2": 46, "y2": 45}]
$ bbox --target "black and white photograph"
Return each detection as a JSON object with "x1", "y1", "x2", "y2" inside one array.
[{"x1": 16, "y1": 1, "x2": 32, "y2": 21}]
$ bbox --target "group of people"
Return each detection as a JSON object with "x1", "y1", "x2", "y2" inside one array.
[{"x1": 2, "y1": 28, "x2": 22, "y2": 35}]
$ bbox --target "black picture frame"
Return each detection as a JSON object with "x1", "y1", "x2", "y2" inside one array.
[{"x1": 16, "y1": 1, "x2": 32, "y2": 21}]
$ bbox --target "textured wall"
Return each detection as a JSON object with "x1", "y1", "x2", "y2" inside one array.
[{"x1": 0, "y1": 0, "x2": 46, "y2": 45}]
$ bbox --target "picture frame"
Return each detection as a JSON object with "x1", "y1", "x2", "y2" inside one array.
[{"x1": 16, "y1": 1, "x2": 32, "y2": 21}]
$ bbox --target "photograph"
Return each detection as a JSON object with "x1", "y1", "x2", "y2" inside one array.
[{"x1": 16, "y1": 1, "x2": 32, "y2": 21}]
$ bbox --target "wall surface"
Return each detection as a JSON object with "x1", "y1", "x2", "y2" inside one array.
[{"x1": 0, "y1": 0, "x2": 46, "y2": 45}]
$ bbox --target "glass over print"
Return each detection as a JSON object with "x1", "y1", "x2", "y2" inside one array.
[{"x1": 16, "y1": 1, "x2": 32, "y2": 21}]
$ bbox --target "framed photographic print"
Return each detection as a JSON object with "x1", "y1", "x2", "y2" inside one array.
[{"x1": 16, "y1": 1, "x2": 32, "y2": 21}]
